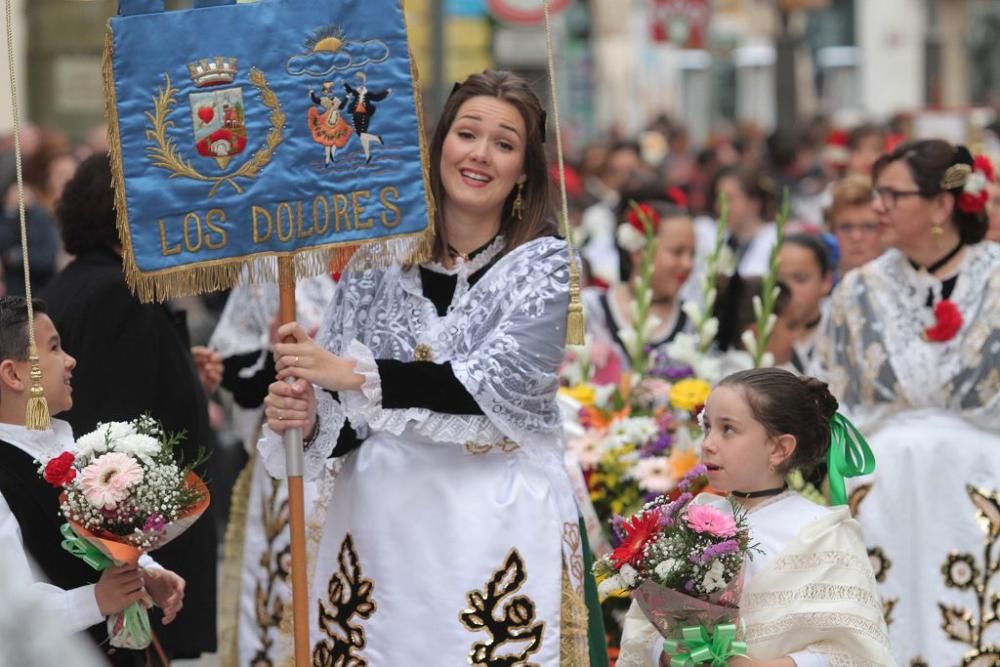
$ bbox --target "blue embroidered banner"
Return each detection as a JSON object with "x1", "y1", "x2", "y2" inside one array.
[{"x1": 105, "y1": 0, "x2": 433, "y2": 301}]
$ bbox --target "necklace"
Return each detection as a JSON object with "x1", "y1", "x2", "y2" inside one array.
[
  {"x1": 907, "y1": 239, "x2": 963, "y2": 275},
  {"x1": 730, "y1": 485, "x2": 787, "y2": 500}
]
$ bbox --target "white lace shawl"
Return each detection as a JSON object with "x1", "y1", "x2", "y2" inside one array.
[
  {"x1": 812, "y1": 242, "x2": 1000, "y2": 433},
  {"x1": 740, "y1": 508, "x2": 896, "y2": 666},
  {"x1": 259, "y1": 236, "x2": 571, "y2": 479}
]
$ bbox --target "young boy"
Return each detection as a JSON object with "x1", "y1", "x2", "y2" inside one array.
[{"x1": 0, "y1": 296, "x2": 184, "y2": 666}]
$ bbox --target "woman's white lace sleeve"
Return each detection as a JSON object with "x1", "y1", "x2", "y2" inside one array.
[{"x1": 256, "y1": 386, "x2": 347, "y2": 481}]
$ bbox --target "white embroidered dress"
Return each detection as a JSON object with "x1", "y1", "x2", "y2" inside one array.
[
  {"x1": 210, "y1": 273, "x2": 335, "y2": 667},
  {"x1": 259, "y1": 236, "x2": 586, "y2": 665},
  {"x1": 812, "y1": 242, "x2": 1000, "y2": 666}
]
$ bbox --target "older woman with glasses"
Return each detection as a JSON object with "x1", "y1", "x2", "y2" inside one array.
[
  {"x1": 813, "y1": 139, "x2": 999, "y2": 666},
  {"x1": 823, "y1": 174, "x2": 888, "y2": 276}
]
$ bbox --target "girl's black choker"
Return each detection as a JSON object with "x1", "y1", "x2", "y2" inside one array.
[
  {"x1": 731, "y1": 485, "x2": 787, "y2": 500},
  {"x1": 907, "y1": 239, "x2": 963, "y2": 275}
]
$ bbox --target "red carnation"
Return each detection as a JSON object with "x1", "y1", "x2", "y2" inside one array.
[
  {"x1": 958, "y1": 191, "x2": 988, "y2": 214},
  {"x1": 610, "y1": 509, "x2": 661, "y2": 569},
  {"x1": 924, "y1": 299, "x2": 963, "y2": 343},
  {"x1": 627, "y1": 203, "x2": 660, "y2": 234},
  {"x1": 43, "y1": 452, "x2": 77, "y2": 488},
  {"x1": 973, "y1": 155, "x2": 995, "y2": 184},
  {"x1": 666, "y1": 187, "x2": 689, "y2": 209}
]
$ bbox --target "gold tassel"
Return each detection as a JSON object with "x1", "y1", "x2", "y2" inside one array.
[
  {"x1": 565, "y1": 263, "x2": 585, "y2": 346},
  {"x1": 25, "y1": 346, "x2": 50, "y2": 430}
]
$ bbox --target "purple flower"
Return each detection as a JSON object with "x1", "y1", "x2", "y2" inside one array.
[
  {"x1": 142, "y1": 513, "x2": 166, "y2": 534},
  {"x1": 611, "y1": 515, "x2": 626, "y2": 546},
  {"x1": 684, "y1": 579, "x2": 695, "y2": 592},
  {"x1": 678, "y1": 464, "x2": 708, "y2": 490},
  {"x1": 651, "y1": 366, "x2": 695, "y2": 381},
  {"x1": 696, "y1": 539, "x2": 740, "y2": 565},
  {"x1": 640, "y1": 431, "x2": 673, "y2": 457}
]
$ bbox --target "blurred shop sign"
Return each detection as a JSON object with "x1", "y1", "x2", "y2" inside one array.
[
  {"x1": 447, "y1": 0, "x2": 487, "y2": 16},
  {"x1": 493, "y1": 24, "x2": 548, "y2": 65},
  {"x1": 650, "y1": 0, "x2": 711, "y2": 49},
  {"x1": 488, "y1": 0, "x2": 570, "y2": 25}
]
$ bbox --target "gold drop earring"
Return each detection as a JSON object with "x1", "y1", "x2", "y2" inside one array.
[{"x1": 512, "y1": 182, "x2": 525, "y2": 220}]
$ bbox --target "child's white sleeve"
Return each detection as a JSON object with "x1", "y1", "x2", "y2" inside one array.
[{"x1": 0, "y1": 494, "x2": 104, "y2": 633}]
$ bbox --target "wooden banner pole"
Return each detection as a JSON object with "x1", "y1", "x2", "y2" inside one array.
[{"x1": 277, "y1": 255, "x2": 310, "y2": 666}]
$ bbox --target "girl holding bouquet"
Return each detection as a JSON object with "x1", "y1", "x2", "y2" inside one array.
[
  {"x1": 619, "y1": 368, "x2": 893, "y2": 666},
  {"x1": 261, "y1": 71, "x2": 598, "y2": 664}
]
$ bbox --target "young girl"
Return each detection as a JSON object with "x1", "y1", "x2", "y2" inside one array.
[
  {"x1": 776, "y1": 234, "x2": 833, "y2": 373},
  {"x1": 581, "y1": 194, "x2": 695, "y2": 381},
  {"x1": 618, "y1": 368, "x2": 893, "y2": 666}
]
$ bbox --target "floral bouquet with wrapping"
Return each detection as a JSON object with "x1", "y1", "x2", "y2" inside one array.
[
  {"x1": 593, "y1": 467, "x2": 755, "y2": 665},
  {"x1": 39, "y1": 415, "x2": 210, "y2": 649}
]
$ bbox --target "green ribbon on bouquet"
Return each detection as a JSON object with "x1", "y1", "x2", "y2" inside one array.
[
  {"x1": 664, "y1": 623, "x2": 747, "y2": 666},
  {"x1": 827, "y1": 412, "x2": 876, "y2": 506},
  {"x1": 59, "y1": 523, "x2": 152, "y2": 649}
]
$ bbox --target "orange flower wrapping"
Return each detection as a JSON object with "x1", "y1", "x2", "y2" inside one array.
[{"x1": 62, "y1": 471, "x2": 211, "y2": 566}]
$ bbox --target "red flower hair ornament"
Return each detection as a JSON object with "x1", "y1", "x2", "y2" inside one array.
[{"x1": 950, "y1": 155, "x2": 996, "y2": 215}]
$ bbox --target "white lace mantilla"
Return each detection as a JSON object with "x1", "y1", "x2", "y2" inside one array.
[
  {"x1": 259, "y1": 236, "x2": 572, "y2": 479},
  {"x1": 813, "y1": 242, "x2": 1000, "y2": 432}
]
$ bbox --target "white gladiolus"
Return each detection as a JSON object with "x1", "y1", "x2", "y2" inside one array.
[
  {"x1": 618, "y1": 328, "x2": 638, "y2": 354},
  {"x1": 682, "y1": 301, "x2": 703, "y2": 324},
  {"x1": 666, "y1": 333, "x2": 699, "y2": 367},
  {"x1": 642, "y1": 314, "x2": 663, "y2": 338},
  {"x1": 752, "y1": 295, "x2": 763, "y2": 321},
  {"x1": 699, "y1": 318, "x2": 719, "y2": 347},
  {"x1": 704, "y1": 287, "x2": 717, "y2": 312},
  {"x1": 741, "y1": 329, "x2": 759, "y2": 356},
  {"x1": 765, "y1": 313, "x2": 777, "y2": 336},
  {"x1": 760, "y1": 352, "x2": 775, "y2": 368}
]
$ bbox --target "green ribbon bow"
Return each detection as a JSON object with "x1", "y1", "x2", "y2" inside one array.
[
  {"x1": 663, "y1": 623, "x2": 748, "y2": 666},
  {"x1": 59, "y1": 523, "x2": 152, "y2": 649},
  {"x1": 827, "y1": 412, "x2": 876, "y2": 506}
]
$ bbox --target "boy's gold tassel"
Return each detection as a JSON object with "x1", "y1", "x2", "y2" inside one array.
[{"x1": 25, "y1": 347, "x2": 50, "y2": 430}]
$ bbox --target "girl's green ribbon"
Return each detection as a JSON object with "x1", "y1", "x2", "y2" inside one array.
[
  {"x1": 827, "y1": 412, "x2": 876, "y2": 505},
  {"x1": 664, "y1": 623, "x2": 748, "y2": 666},
  {"x1": 59, "y1": 523, "x2": 152, "y2": 649}
]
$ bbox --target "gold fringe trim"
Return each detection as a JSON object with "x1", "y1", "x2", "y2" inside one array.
[
  {"x1": 561, "y1": 566, "x2": 590, "y2": 667},
  {"x1": 217, "y1": 455, "x2": 255, "y2": 667},
  {"x1": 565, "y1": 270, "x2": 585, "y2": 346},
  {"x1": 25, "y1": 345, "x2": 50, "y2": 430},
  {"x1": 103, "y1": 16, "x2": 436, "y2": 305}
]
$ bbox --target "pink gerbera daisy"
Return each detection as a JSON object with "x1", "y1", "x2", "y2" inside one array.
[{"x1": 80, "y1": 452, "x2": 144, "y2": 509}]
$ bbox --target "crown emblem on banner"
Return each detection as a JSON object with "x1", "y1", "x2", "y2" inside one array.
[{"x1": 188, "y1": 57, "x2": 239, "y2": 88}]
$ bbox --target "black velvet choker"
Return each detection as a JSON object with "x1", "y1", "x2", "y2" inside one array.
[
  {"x1": 731, "y1": 485, "x2": 787, "y2": 500},
  {"x1": 907, "y1": 239, "x2": 963, "y2": 275}
]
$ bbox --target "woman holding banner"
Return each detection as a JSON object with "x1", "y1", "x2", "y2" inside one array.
[{"x1": 260, "y1": 70, "x2": 596, "y2": 665}]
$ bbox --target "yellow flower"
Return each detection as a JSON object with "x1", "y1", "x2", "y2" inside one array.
[
  {"x1": 669, "y1": 378, "x2": 712, "y2": 413},
  {"x1": 561, "y1": 383, "x2": 597, "y2": 406}
]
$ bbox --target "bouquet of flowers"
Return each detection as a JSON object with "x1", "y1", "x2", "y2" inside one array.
[
  {"x1": 40, "y1": 415, "x2": 210, "y2": 649},
  {"x1": 593, "y1": 467, "x2": 755, "y2": 665}
]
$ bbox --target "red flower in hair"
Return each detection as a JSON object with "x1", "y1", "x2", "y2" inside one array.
[
  {"x1": 958, "y1": 191, "x2": 988, "y2": 214},
  {"x1": 627, "y1": 203, "x2": 660, "y2": 234},
  {"x1": 43, "y1": 452, "x2": 77, "y2": 488},
  {"x1": 666, "y1": 187, "x2": 688, "y2": 209},
  {"x1": 923, "y1": 299, "x2": 963, "y2": 343},
  {"x1": 973, "y1": 155, "x2": 995, "y2": 183}
]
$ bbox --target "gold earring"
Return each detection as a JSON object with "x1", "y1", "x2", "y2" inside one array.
[
  {"x1": 768, "y1": 463, "x2": 776, "y2": 475},
  {"x1": 931, "y1": 223, "x2": 944, "y2": 238},
  {"x1": 512, "y1": 182, "x2": 524, "y2": 220}
]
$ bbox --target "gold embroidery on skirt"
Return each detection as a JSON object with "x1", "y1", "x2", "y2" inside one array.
[
  {"x1": 561, "y1": 523, "x2": 585, "y2": 597},
  {"x1": 464, "y1": 438, "x2": 521, "y2": 456},
  {"x1": 936, "y1": 485, "x2": 1000, "y2": 665},
  {"x1": 217, "y1": 456, "x2": 254, "y2": 667},
  {"x1": 460, "y1": 548, "x2": 545, "y2": 666},
  {"x1": 413, "y1": 343, "x2": 434, "y2": 361},
  {"x1": 312, "y1": 534, "x2": 377, "y2": 667},
  {"x1": 560, "y1": 566, "x2": 589, "y2": 667}
]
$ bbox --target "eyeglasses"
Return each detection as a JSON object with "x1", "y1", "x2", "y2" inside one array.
[
  {"x1": 871, "y1": 186, "x2": 923, "y2": 210},
  {"x1": 835, "y1": 221, "x2": 881, "y2": 236}
]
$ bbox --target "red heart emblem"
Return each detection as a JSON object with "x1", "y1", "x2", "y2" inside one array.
[{"x1": 197, "y1": 106, "x2": 214, "y2": 124}]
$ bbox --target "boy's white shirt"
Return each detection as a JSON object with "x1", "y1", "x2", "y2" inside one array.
[{"x1": 0, "y1": 419, "x2": 161, "y2": 634}]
